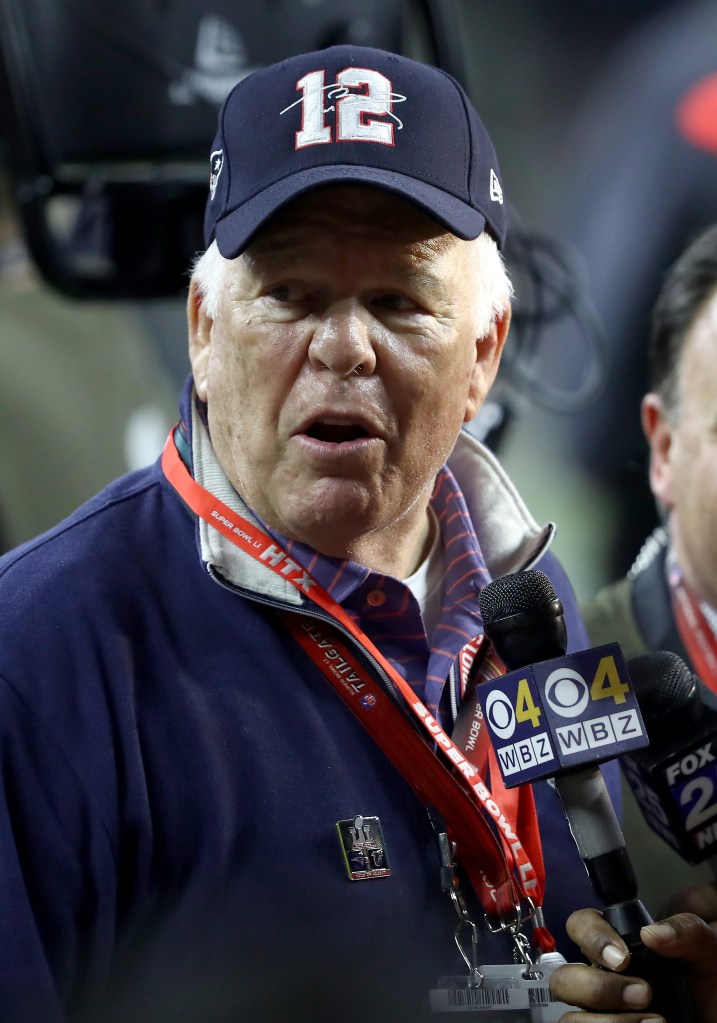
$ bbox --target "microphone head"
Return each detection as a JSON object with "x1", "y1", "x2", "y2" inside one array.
[
  {"x1": 479, "y1": 569, "x2": 559, "y2": 623},
  {"x1": 626, "y1": 651, "x2": 703, "y2": 739},
  {"x1": 478, "y1": 569, "x2": 567, "y2": 669},
  {"x1": 622, "y1": 651, "x2": 717, "y2": 866}
]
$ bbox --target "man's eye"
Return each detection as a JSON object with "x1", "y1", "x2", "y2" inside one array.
[
  {"x1": 374, "y1": 293, "x2": 414, "y2": 312},
  {"x1": 266, "y1": 283, "x2": 304, "y2": 303}
]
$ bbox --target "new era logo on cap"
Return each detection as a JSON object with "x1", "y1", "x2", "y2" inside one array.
[
  {"x1": 490, "y1": 169, "x2": 504, "y2": 205},
  {"x1": 204, "y1": 45, "x2": 507, "y2": 257}
]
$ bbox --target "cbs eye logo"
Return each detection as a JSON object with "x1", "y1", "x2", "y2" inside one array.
[
  {"x1": 484, "y1": 688, "x2": 520, "y2": 739},
  {"x1": 544, "y1": 668, "x2": 590, "y2": 718}
]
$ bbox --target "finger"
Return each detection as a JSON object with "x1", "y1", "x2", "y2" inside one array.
[
  {"x1": 565, "y1": 908, "x2": 631, "y2": 972},
  {"x1": 641, "y1": 914, "x2": 717, "y2": 1022},
  {"x1": 549, "y1": 962, "x2": 653, "y2": 1015},
  {"x1": 641, "y1": 911, "x2": 716, "y2": 969}
]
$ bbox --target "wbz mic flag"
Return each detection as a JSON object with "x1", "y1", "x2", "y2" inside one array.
[{"x1": 479, "y1": 643, "x2": 649, "y2": 787}]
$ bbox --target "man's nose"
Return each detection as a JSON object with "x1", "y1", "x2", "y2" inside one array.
[{"x1": 307, "y1": 302, "x2": 377, "y2": 378}]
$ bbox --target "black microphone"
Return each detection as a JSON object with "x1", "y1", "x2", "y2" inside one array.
[
  {"x1": 478, "y1": 569, "x2": 697, "y2": 1023},
  {"x1": 623, "y1": 650, "x2": 717, "y2": 877}
]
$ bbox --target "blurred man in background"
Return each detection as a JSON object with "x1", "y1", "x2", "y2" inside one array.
[{"x1": 581, "y1": 223, "x2": 717, "y2": 912}]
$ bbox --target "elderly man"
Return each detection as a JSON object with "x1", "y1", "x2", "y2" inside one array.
[{"x1": 0, "y1": 43, "x2": 708, "y2": 1023}]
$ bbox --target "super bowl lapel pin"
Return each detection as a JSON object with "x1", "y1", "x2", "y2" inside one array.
[{"x1": 336, "y1": 814, "x2": 391, "y2": 880}]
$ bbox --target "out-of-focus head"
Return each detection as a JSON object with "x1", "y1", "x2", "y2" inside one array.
[
  {"x1": 642, "y1": 223, "x2": 717, "y2": 605},
  {"x1": 647, "y1": 223, "x2": 717, "y2": 420},
  {"x1": 202, "y1": 44, "x2": 507, "y2": 259}
]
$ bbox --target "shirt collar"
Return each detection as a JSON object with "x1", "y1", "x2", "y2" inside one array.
[
  {"x1": 180, "y1": 379, "x2": 554, "y2": 597},
  {"x1": 257, "y1": 459, "x2": 490, "y2": 612}
]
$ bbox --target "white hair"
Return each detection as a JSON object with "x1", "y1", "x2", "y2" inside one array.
[
  {"x1": 471, "y1": 232, "x2": 513, "y2": 337},
  {"x1": 190, "y1": 242, "x2": 228, "y2": 321},
  {"x1": 190, "y1": 230, "x2": 512, "y2": 333}
]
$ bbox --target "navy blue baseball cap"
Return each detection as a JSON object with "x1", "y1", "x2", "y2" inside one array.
[{"x1": 204, "y1": 44, "x2": 507, "y2": 257}]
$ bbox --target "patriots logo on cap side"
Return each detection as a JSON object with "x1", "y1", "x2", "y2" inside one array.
[{"x1": 209, "y1": 149, "x2": 224, "y2": 200}]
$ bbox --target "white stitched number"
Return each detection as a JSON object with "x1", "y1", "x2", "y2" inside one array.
[
  {"x1": 295, "y1": 70, "x2": 331, "y2": 147},
  {"x1": 295, "y1": 67, "x2": 394, "y2": 150},
  {"x1": 682, "y1": 776, "x2": 717, "y2": 831},
  {"x1": 335, "y1": 68, "x2": 394, "y2": 144}
]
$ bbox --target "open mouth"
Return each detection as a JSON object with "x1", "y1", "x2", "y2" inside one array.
[{"x1": 305, "y1": 421, "x2": 371, "y2": 443}]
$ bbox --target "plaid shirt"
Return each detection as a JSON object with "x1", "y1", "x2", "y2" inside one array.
[{"x1": 266, "y1": 464, "x2": 490, "y2": 720}]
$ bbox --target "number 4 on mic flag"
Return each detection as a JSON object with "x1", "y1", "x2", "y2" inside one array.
[{"x1": 479, "y1": 643, "x2": 649, "y2": 787}]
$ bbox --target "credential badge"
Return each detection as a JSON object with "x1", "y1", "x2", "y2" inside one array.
[{"x1": 336, "y1": 814, "x2": 390, "y2": 880}]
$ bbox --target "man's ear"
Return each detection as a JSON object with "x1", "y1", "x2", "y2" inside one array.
[
  {"x1": 464, "y1": 302, "x2": 511, "y2": 423},
  {"x1": 642, "y1": 392, "x2": 675, "y2": 510},
  {"x1": 187, "y1": 277, "x2": 213, "y2": 402}
]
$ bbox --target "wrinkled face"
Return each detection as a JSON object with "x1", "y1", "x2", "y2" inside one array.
[
  {"x1": 647, "y1": 287, "x2": 717, "y2": 607},
  {"x1": 189, "y1": 186, "x2": 508, "y2": 569}
]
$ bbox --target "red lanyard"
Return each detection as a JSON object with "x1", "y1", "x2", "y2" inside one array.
[
  {"x1": 669, "y1": 558, "x2": 717, "y2": 694},
  {"x1": 162, "y1": 428, "x2": 552, "y2": 940},
  {"x1": 287, "y1": 613, "x2": 525, "y2": 919}
]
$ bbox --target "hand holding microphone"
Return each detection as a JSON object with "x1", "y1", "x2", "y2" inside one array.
[
  {"x1": 477, "y1": 569, "x2": 697, "y2": 1023},
  {"x1": 551, "y1": 907, "x2": 717, "y2": 1023}
]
